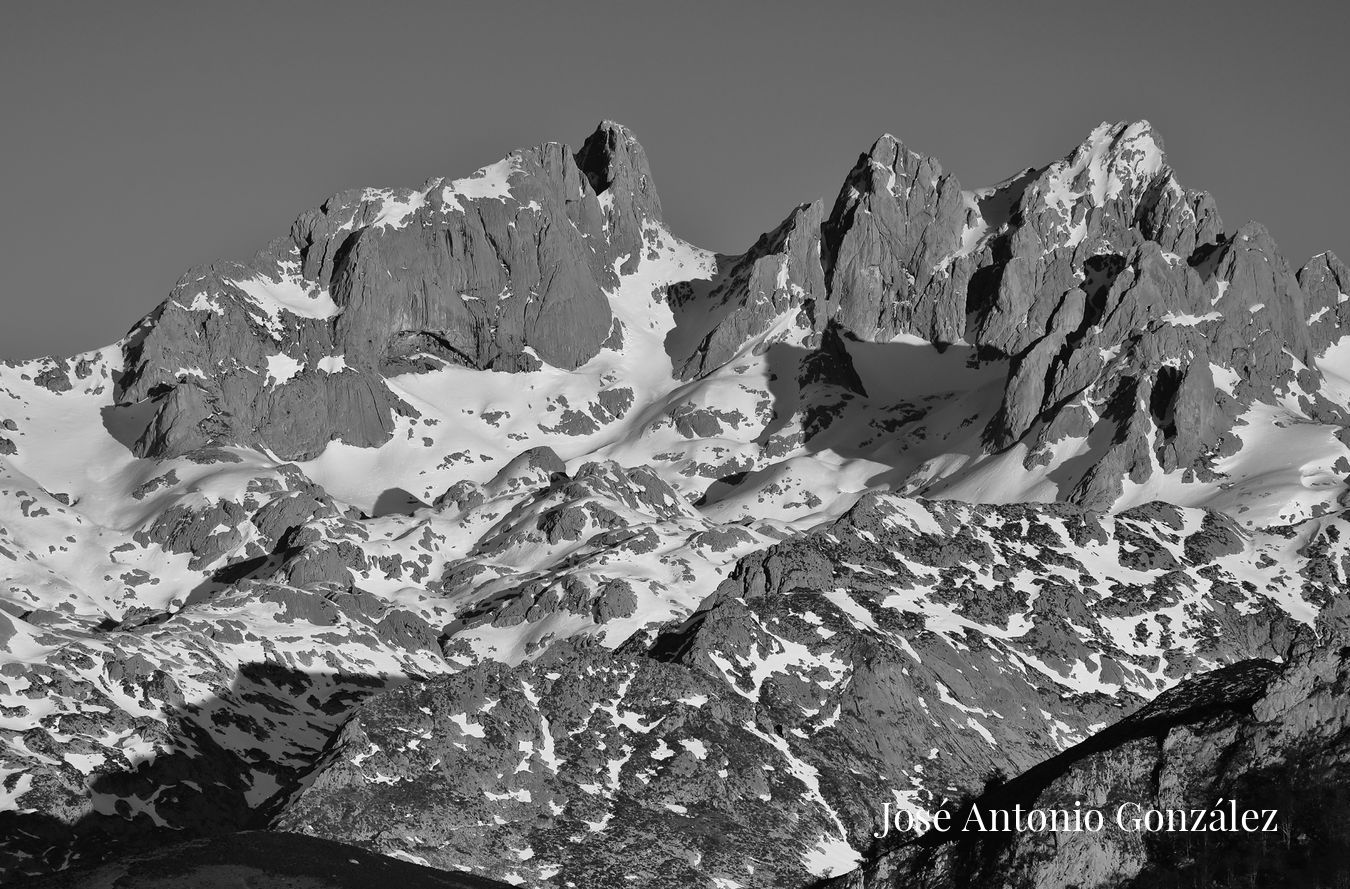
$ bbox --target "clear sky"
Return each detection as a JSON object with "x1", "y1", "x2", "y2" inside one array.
[{"x1": 2, "y1": 1, "x2": 1346, "y2": 360}]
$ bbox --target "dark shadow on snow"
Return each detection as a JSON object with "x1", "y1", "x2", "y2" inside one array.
[
  {"x1": 98, "y1": 397, "x2": 159, "y2": 452},
  {"x1": 367, "y1": 487, "x2": 430, "y2": 518},
  {"x1": 695, "y1": 331, "x2": 1013, "y2": 510},
  {"x1": 0, "y1": 660, "x2": 404, "y2": 884}
]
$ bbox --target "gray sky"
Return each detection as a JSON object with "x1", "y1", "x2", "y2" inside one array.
[{"x1": 2, "y1": 1, "x2": 1346, "y2": 360}]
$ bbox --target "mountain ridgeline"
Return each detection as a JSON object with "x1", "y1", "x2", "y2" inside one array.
[
  {"x1": 2, "y1": 119, "x2": 1349, "y2": 888},
  {"x1": 103, "y1": 120, "x2": 1350, "y2": 511}
]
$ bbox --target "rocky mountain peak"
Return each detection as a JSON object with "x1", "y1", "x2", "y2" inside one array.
[
  {"x1": 571, "y1": 120, "x2": 665, "y2": 279},
  {"x1": 840, "y1": 132, "x2": 952, "y2": 201},
  {"x1": 862, "y1": 132, "x2": 941, "y2": 174},
  {"x1": 1299, "y1": 249, "x2": 1350, "y2": 351},
  {"x1": 574, "y1": 119, "x2": 663, "y2": 219},
  {"x1": 1071, "y1": 119, "x2": 1168, "y2": 182},
  {"x1": 665, "y1": 118, "x2": 1350, "y2": 516},
  {"x1": 5, "y1": 115, "x2": 1350, "y2": 888},
  {"x1": 99, "y1": 122, "x2": 688, "y2": 463}
]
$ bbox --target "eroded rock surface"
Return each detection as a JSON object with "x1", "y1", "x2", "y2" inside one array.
[
  {"x1": 3, "y1": 117, "x2": 1350, "y2": 888},
  {"x1": 827, "y1": 607, "x2": 1350, "y2": 889}
]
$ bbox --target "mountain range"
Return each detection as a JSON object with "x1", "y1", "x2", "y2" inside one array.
[{"x1": 2, "y1": 118, "x2": 1348, "y2": 888}]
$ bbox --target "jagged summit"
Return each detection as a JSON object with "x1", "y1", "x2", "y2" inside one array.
[
  {"x1": 1072, "y1": 119, "x2": 1168, "y2": 173},
  {"x1": 861, "y1": 131, "x2": 943, "y2": 169},
  {"x1": 685, "y1": 117, "x2": 1350, "y2": 515},
  {"x1": 575, "y1": 120, "x2": 662, "y2": 211},
  {"x1": 6, "y1": 118, "x2": 1347, "y2": 516},
  {"x1": 3, "y1": 117, "x2": 1350, "y2": 887},
  {"x1": 858, "y1": 119, "x2": 1166, "y2": 200},
  {"x1": 4, "y1": 117, "x2": 1346, "y2": 520}
]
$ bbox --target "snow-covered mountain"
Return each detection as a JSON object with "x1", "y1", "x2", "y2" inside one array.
[{"x1": 2, "y1": 120, "x2": 1348, "y2": 887}]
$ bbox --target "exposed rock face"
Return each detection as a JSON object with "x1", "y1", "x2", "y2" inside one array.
[
  {"x1": 824, "y1": 133, "x2": 969, "y2": 344},
  {"x1": 86, "y1": 117, "x2": 1350, "y2": 516},
  {"x1": 669, "y1": 200, "x2": 827, "y2": 379},
  {"x1": 115, "y1": 121, "x2": 663, "y2": 462},
  {"x1": 0, "y1": 581, "x2": 445, "y2": 882},
  {"x1": 4, "y1": 117, "x2": 1350, "y2": 889},
  {"x1": 678, "y1": 121, "x2": 1346, "y2": 511},
  {"x1": 325, "y1": 141, "x2": 614, "y2": 375},
  {"x1": 1300, "y1": 250, "x2": 1350, "y2": 352},
  {"x1": 826, "y1": 609, "x2": 1350, "y2": 889},
  {"x1": 573, "y1": 119, "x2": 665, "y2": 272},
  {"x1": 267, "y1": 493, "x2": 1333, "y2": 887}
]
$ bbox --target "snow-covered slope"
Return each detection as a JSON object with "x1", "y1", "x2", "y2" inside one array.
[{"x1": 2, "y1": 119, "x2": 1348, "y2": 887}]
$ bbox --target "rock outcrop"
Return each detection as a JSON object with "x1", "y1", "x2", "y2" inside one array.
[
  {"x1": 2, "y1": 116, "x2": 1349, "y2": 889},
  {"x1": 678, "y1": 121, "x2": 1346, "y2": 511},
  {"x1": 114, "y1": 121, "x2": 664, "y2": 462},
  {"x1": 266, "y1": 493, "x2": 1333, "y2": 887},
  {"x1": 827, "y1": 607, "x2": 1350, "y2": 889}
]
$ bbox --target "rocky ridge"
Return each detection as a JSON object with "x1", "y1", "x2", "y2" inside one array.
[
  {"x1": 826, "y1": 604, "x2": 1350, "y2": 889},
  {"x1": 1, "y1": 118, "x2": 1348, "y2": 886},
  {"x1": 118, "y1": 121, "x2": 661, "y2": 462},
  {"x1": 24, "y1": 830, "x2": 512, "y2": 888}
]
